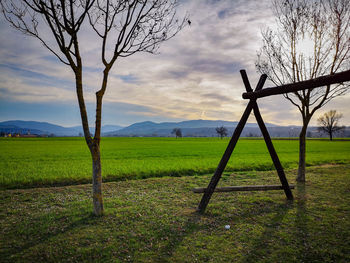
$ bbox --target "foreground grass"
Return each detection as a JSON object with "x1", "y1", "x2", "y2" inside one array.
[
  {"x1": 1, "y1": 164, "x2": 349, "y2": 262},
  {"x1": 1, "y1": 137, "x2": 350, "y2": 189}
]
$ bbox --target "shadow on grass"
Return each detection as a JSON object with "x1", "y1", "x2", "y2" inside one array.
[
  {"x1": 240, "y1": 200, "x2": 293, "y2": 262},
  {"x1": 3, "y1": 210, "x2": 98, "y2": 260},
  {"x1": 295, "y1": 182, "x2": 310, "y2": 262},
  {"x1": 156, "y1": 210, "x2": 202, "y2": 262},
  {"x1": 153, "y1": 197, "x2": 296, "y2": 262},
  {"x1": 239, "y1": 183, "x2": 311, "y2": 262}
]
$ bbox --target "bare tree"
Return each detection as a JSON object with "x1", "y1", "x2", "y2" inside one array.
[
  {"x1": 215, "y1": 126, "x2": 227, "y2": 139},
  {"x1": 171, "y1": 128, "x2": 182, "y2": 138},
  {"x1": 1, "y1": 0, "x2": 187, "y2": 215},
  {"x1": 256, "y1": 0, "x2": 350, "y2": 182},
  {"x1": 317, "y1": 110, "x2": 345, "y2": 140}
]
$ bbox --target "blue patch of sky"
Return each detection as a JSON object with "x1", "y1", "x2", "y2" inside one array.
[
  {"x1": 0, "y1": 98, "x2": 183, "y2": 127},
  {"x1": 218, "y1": 9, "x2": 228, "y2": 19},
  {"x1": 116, "y1": 74, "x2": 139, "y2": 84},
  {"x1": 0, "y1": 88, "x2": 12, "y2": 96},
  {"x1": 229, "y1": 62, "x2": 243, "y2": 73},
  {"x1": 84, "y1": 66, "x2": 103, "y2": 73},
  {"x1": 42, "y1": 55, "x2": 61, "y2": 63},
  {"x1": 102, "y1": 101, "x2": 184, "y2": 126},
  {"x1": 189, "y1": 59, "x2": 243, "y2": 74},
  {"x1": 0, "y1": 63, "x2": 74, "y2": 88},
  {"x1": 0, "y1": 99, "x2": 82, "y2": 126},
  {"x1": 42, "y1": 56, "x2": 102, "y2": 73},
  {"x1": 206, "y1": 0, "x2": 223, "y2": 4}
]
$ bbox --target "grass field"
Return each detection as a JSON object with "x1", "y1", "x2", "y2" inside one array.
[
  {"x1": 1, "y1": 137, "x2": 350, "y2": 189},
  {"x1": 1, "y1": 138, "x2": 349, "y2": 261},
  {"x1": 1, "y1": 164, "x2": 349, "y2": 262}
]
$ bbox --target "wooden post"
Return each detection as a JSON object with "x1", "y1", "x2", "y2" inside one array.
[
  {"x1": 193, "y1": 184, "x2": 295, "y2": 193},
  {"x1": 252, "y1": 102, "x2": 293, "y2": 199},
  {"x1": 196, "y1": 70, "x2": 295, "y2": 213},
  {"x1": 196, "y1": 71, "x2": 267, "y2": 213},
  {"x1": 244, "y1": 70, "x2": 293, "y2": 199},
  {"x1": 242, "y1": 69, "x2": 350, "y2": 100}
]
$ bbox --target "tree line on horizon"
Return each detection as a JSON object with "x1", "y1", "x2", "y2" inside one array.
[{"x1": 1, "y1": 0, "x2": 349, "y2": 215}]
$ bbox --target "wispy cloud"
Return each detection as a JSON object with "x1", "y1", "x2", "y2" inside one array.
[{"x1": 0, "y1": 0, "x2": 349, "y2": 126}]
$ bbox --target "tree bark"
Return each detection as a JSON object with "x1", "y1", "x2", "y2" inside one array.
[
  {"x1": 74, "y1": 68, "x2": 104, "y2": 216},
  {"x1": 330, "y1": 131, "x2": 333, "y2": 141},
  {"x1": 297, "y1": 127, "x2": 306, "y2": 182},
  {"x1": 91, "y1": 144, "x2": 104, "y2": 216},
  {"x1": 88, "y1": 72, "x2": 108, "y2": 217}
]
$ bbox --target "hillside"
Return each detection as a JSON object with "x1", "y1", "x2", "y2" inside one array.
[
  {"x1": 107, "y1": 120, "x2": 350, "y2": 138},
  {"x1": 0, "y1": 120, "x2": 123, "y2": 136},
  {"x1": 107, "y1": 119, "x2": 277, "y2": 137},
  {"x1": 1, "y1": 119, "x2": 349, "y2": 137}
]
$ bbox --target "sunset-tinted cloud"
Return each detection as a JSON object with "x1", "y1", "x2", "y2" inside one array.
[{"x1": 0, "y1": 0, "x2": 349, "y2": 127}]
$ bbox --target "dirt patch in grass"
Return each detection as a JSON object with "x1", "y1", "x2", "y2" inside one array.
[{"x1": 316, "y1": 163, "x2": 343, "y2": 168}]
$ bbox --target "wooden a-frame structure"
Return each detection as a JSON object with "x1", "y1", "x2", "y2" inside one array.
[{"x1": 194, "y1": 69, "x2": 350, "y2": 213}]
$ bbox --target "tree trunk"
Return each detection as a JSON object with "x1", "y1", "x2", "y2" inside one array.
[
  {"x1": 330, "y1": 131, "x2": 333, "y2": 141},
  {"x1": 91, "y1": 144, "x2": 104, "y2": 216},
  {"x1": 296, "y1": 111, "x2": 313, "y2": 183},
  {"x1": 74, "y1": 68, "x2": 104, "y2": 216},
  {"x1": 296, "y1": 126, "x2": 307, "y2": 182}
]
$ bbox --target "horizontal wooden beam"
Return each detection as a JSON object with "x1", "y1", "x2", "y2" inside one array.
[
  {"x1": 242, "y1": 70, "x2": 350, "y2": 100},
  {"x1": 192, "y1": 184, "x2": 295, "y2": 193}
]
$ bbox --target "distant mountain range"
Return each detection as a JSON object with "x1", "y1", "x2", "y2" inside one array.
[
  {"x1": 108, "y1": 120, "x2": 276, "y2": 137},
  {"x1": 1, "y1": 119, "x2": 349, "y2": 138},
  {"x1": 0, "y1": 120, "x2": 123, "y2": 136},
  {"x1": 107, "y1": 120, "x2": 303, "y2": 137}
]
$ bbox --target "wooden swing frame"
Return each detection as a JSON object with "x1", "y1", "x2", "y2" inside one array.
[{"x1": 194, "y1": 69, "x2": 350, "y2": 213}]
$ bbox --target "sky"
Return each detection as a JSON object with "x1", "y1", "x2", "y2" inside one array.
[{"x1": 0, "y1": 0, "x2": 349, "y2": 127}]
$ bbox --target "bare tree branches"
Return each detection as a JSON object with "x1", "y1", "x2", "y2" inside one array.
[
  {"x1": 216, "y1": 126, "x2": 228, "y2": 139},
  {"x1": 86, "y1": 0, "x2": 188, "y2": 141},
  {"x1": 171, "y1": 128, "x2": 182, "y2": 138},
  {"x1": 256, "y1": 0, "x2": 350, "y2": 119},
  {"x1": 87, "y1": 0, "x2": 188, "y2": 66},
  {"x1": 256, "y1": 0, "x2": 350, "y2": 181},
  {"x1": 317, "y1": 110, "x2": 345, "y2": 140},
  {"x1": 1, "y1": 0, "x2": 95, "y2": 69},
  {"x1": 1, "y1": 0, "x2": 188, "y2": 215}
]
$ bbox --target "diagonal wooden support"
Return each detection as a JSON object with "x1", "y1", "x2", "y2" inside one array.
[
  {"x1": 196, "y1": 70, "x2": 293, "y2": 214},
  {"x1": 251, "y1": 101, "x2": 293, "y2": 200},
  {"x1": 196, "y1": 71, "x2": 267, "y2": 213},
  {"x1": 244, "y1": 71, "x2": 293, "y2": 200}
]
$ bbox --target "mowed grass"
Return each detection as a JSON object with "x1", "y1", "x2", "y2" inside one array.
[
  {"x1": 1, "y1": 137, "x2": 349, "y2": 189},
  {"x1": 1, "y1": 164, "x2": 350, "y2": 262}
]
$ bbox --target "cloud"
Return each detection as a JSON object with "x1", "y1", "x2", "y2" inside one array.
[
  {"x1": 201, "y1": 92, "x2": 234, "y2": 103},
  {"x1": 1, "y1": 0, "x2": 349, "y2": 126}
]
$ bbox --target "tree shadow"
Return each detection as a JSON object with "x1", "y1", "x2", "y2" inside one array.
[
  {"x1": 240, "y1": 200, "x2": 293, "y2": 262},
  {"x1": 153, "y1": 210, "x2": 202, "y2": 262},
  {"x1": 239, "y1": 184, "x2": 310, "y2": 262},
  {"x1": 3, "y1": 210, "x2": 98, "y2": 259},
  {"x1": 295, "y1": 182, "x2": 310, "y2": 262},
  {"x1": 153, "y1": 197, "x2": 295, "y2": 262}
]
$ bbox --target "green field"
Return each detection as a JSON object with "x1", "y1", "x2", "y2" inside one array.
[
  {"x1": 1, "y1": 165, "x2": 350, "y2": 262},
  {"x1": 1, "y1": 137, "x2": 350, "y2": 189},
  {"x1": 1, "y1": 137, "x2": 350, "y2": 261}
]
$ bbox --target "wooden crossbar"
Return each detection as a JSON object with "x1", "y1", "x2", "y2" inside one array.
[
  {"x1": 192, "y1": 185, "x2": 295, "y2": 193},
  {"x1": 196, "y1": 70, "x2": 294, "y2": 214},
  {"x1": 195, "y1": 69, "x2": 350, "y2": 213},
  {"x1": 242, "y1": 69, "x2": 350, "y2": 100}
]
